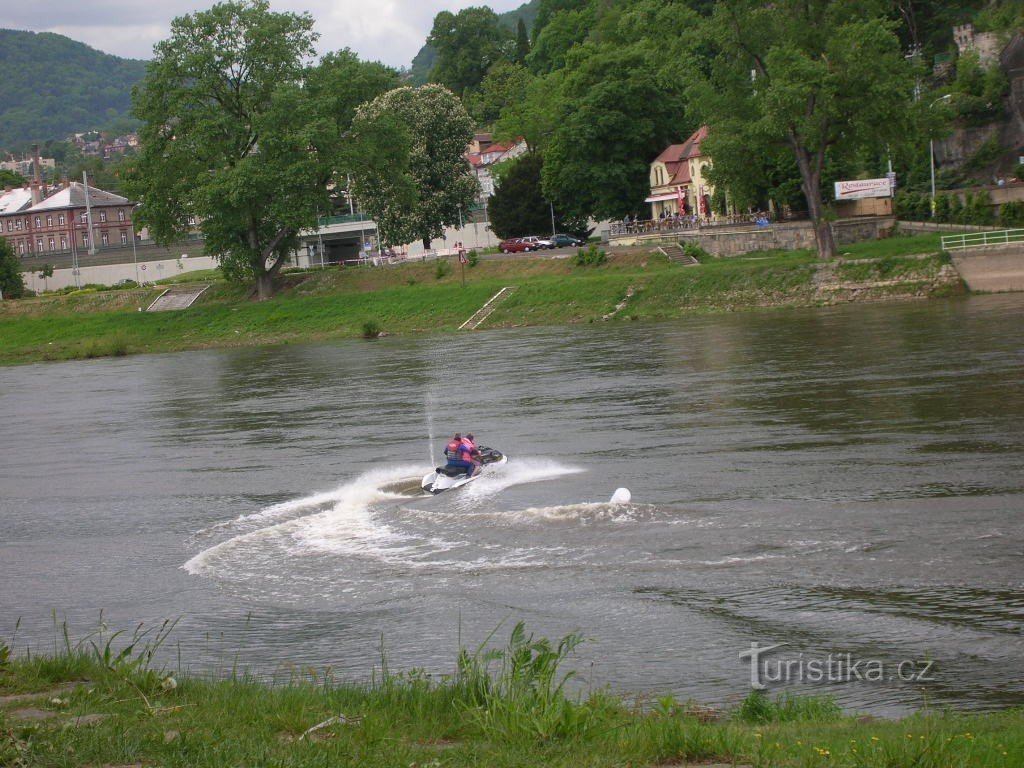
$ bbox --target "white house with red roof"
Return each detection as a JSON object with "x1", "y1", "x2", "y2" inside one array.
[
  {"x1": 646, "y1": 125, "x2": 715, "y2": 220},
  {"x1": 465, "y1": 133, "x2": 528, "y2": 204}
]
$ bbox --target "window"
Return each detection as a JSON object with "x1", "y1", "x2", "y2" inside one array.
[
  {"x1": 58, "y1": 213, "x2": 65, "y2": 225},
  {"x1": 47, "y1": 215, "x2": 53, "y2": 227},
  {"x1": 34, "y1": 216, "x2": 41, "y2": 227},
  {"x1": 5, "y1": 221, "x2": 11, "y2": 232},
  {"x1": 17, "y1": 241, "x2": 24, "y2": 254},
  {"x1": 60, "y1": 236, "x2": 67, "y2": 250},
  {"x1": 186, "y1": 215, "x2": 196, "y2": 226},
  {"x1": 121, "y1": 231, "x2": 128, "y2": 245},
  {"x1": 101, "y1": 232, "x2": 109, "y2": 245},
  {"x1": 15, "y1": 219, "x2": 22, "y2": 230},
  {"x1": 36, "y1": 238, "x2": 43, "y2": 251},
  {"x1": 118, "y1": 209, "x2": 126, "y2": 221},
  {"x1": 99, "y1": 211, "x2": 107, "y2": 222},
  {"x1": 48, "y1": 237, "x2": 55, "y2": 250}
]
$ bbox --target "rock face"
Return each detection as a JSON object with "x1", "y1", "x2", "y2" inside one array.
[
  {"x1": 936, "y1": 32, "x2": 1024, "y2": 176},
  {"x1": 1002, "y1": 33, "x2": 1024, "y2": 157}
]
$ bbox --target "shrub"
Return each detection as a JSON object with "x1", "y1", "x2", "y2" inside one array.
[
  {"x1": 467, "y1": 249, "x2": 480, "y2": 267},
  {"x1": 435, "y1": 258, "x2": 452, "y2": 279},
  {"x1": 682, "y1": 241, "x2": 711, "y2": 263},
  {"x1": 362, "y1": 321, "x2": 381, "y2": 339},
  {"x1": 573, "y1": 245, "x2": 607, "y2": 267},
  {"x1": 1000, "y1": 200, "x2": 1024, "y2": 227},
  {"x1": 963, "y1": 190, "x2": 994, "y2": 225}
]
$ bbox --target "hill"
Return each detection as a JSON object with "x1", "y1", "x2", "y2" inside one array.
[
  {"x1": 0, "y1": 29, "x2": 146, "y2": 148},
  {"x1": 406, "y1": 0, "x2": 539, "y2": 85}
]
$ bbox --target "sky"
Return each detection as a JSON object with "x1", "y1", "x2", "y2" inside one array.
[{"x1": 0, "y1": 0, "x2": 525, "y2": 70}]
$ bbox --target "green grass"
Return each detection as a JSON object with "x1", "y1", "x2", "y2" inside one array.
[
  {"x1": 0, "y1": 237, "x2": 955, "y2": 366},
  {"x1": 2, "y1": 624, "x2": 1021, "y2": 768}
]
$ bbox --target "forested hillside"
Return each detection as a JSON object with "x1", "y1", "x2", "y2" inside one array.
[
  {"x1": 0, "y1": 29, "x2": 146, "y2": 148},
  {"x1": 406, "y1": 0, "x2": 539, "y2": 85}
]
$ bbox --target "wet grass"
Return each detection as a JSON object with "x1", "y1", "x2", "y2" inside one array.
[{"x1": 2, "y1": 622, "x2": 1021, "y2": 768}]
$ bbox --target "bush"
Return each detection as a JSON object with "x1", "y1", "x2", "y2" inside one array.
[
  {"x1": 362, "y1": 321, "x2": 381, "y2": 339},
  {"x1": 963, "y1": 190, "x2": 995, "y2": 225},
  {"x1": 572, "y1": 245, "x2": 607, "y2": 267},
  {"x1": 895, "y1": 190, "x2": 930, "y2": 221},
  {"x1": 682, "y1": 241, "x2": 711, "y2": 263},
  {"x1": 467, "y1": 249, "x2": 479, "y2": 267},
  {"x1": 434, "y1": 258, "x2": 452, "y2": 279},
  {"x1": 1000, "y1": 200, "x2": 1024, "y2": 227}
]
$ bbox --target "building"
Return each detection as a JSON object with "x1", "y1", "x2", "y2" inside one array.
[
  {"x1": 0, "y1": 180, "x2": 136, "y2": 257},
  {"x1": 466, "y1": 134, "x2": 528, "y2": 204},
  {"x1": 0, "y1": 154, "x2": 56, "y2": 179},
  {"x1": 645, "y1": 125, "x2": 715, "y2": 220},
  {"x1": 954, "y1": 23, "x2": 1003, "y2": 69}
]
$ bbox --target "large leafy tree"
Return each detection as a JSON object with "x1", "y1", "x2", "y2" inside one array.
[
  {"x1": 427, "y1": 7, "x2": 513, "y2": 97},
  {"x1": 691, "y1": 0, "x2": 917, "y2": 259},
  {"x1": 127, "y1": 0, "x2": 397, "y2": 300},
  {"x1": 538, "y1": 0, "x2": 701, "y2": 222},
  {"x1": 489, "y1": 153, "x2": 553, "y2": 238},
  {"x1": 349, "y1": 85, "x2": 478, "y2": 250},
  {"x1": 0, "y1": 238, "x2": 27, "y2": 299}
]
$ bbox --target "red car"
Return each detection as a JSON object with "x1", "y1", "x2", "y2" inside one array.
[{"x1": 498, "y1": 238, "x2": 535, "y2": 253}]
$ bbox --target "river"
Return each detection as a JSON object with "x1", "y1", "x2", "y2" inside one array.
[{"x1": 2, "y1": 294, "x2": 1022, "y2": 716}]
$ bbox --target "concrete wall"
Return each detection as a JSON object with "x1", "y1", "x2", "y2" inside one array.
[
  {"x1": 951, "y1": 245, "x2": 1024, "y2": 292},
  {"x1": 22, "y1": 255, "x2": 220, "y2": 293},
  {"x1": 651, "y1": 217, "x2": 897, "y2": 257}
]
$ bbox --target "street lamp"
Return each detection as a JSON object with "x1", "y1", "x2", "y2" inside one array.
[{"x1": 929, "y1": 94, "x2": 952, "y2": 216}]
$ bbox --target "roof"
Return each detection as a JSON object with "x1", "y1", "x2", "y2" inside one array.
[
  {"x1": 652, "y1": 125, "x2": 709, "y2": 186},
  {"x1": 29, "y1": 181, "x2": 129, "y2": 212},
  {"x1": 0, "y1": 187, "x2": 33, "y2": 215}
]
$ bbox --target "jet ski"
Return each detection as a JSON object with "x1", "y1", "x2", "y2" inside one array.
[{"x1": 421, "y1": 446, "x2": 508, "y2": 494}]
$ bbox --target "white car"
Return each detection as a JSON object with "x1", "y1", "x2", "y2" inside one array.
[{"x1": 520, "y1": 235, "x2": 553, "y2": 249}]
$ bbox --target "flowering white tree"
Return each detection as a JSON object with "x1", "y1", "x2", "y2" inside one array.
[{"x1": 350, "y1": 84, "x2": 478, "y2": 249}]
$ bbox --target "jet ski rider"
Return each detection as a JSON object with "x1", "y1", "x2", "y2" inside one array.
[{"x1": 445, "y1": 432, "x2": 477, "y2": 477}]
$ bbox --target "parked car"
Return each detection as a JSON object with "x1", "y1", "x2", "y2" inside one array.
[
  {"x1": 498, "y1": 238, "x2": 534, "y2": 253},
  {"x1": 520, "y1": 235, "x2": 553, "y2": 249},
  {"x1": 548, "y1": 233, "x2": 584, "y2": 248}
]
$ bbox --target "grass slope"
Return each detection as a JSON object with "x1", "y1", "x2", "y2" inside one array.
[
  {"x1": 1, "y1": 623, "x2": 1021, "y2": 768},
  {"x1": 0, "y1": 238, "x2": 957, "y2": 366}
]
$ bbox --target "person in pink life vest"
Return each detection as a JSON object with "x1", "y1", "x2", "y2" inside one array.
[
  {"x1": 445, "y1": 432, "x2": 474, "y2": 476},
  {"x1": 461, "y1": 433, "x2": 481, "y2": 476}
]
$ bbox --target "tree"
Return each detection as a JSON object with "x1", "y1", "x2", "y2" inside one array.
[
  {"x1": 126, "y1": 0, "x2": 397, "y2": 300},
  {"x1": 427, "y1": 8, "x2": 513, "y2": 97},
  {"x1": 0, "y1": 238, "x2": 27, "y2": 299},
  {"x1": 349, "y1": 85, "x2": 478, "y2": 250},
  {"x1": 515, "y1": 18, "x2": 531, "y2": 64},
  {"x1": 467, "y1": 60, "x2": 533, "y2": 126},
  {"x1": 691, "y1": 0, "x2": 917, "y2": 259},
  {"x1": 488, "y1": 153, "x2": 553, "y2": 238},
  {"x1": 0, "y1": 170, "x2": 25, "y2": 187}
]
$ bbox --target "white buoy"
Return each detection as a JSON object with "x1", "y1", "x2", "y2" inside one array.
[{"x1": 609, "y1": 487, "x2": 631, "y2": 504}]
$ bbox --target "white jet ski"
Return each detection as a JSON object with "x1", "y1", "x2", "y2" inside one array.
[{"x1": 421, "y1": 446, "x2": 508, "y2": 494}]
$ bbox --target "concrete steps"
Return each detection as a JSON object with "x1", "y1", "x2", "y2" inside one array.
[
  {"x1": 459, "y1": 286, "x2": 517, "y2": 330},
  {"x1": 658, "y1": 243, "x2": 699, "y2": 266},
  {"x1": 146, "y1": 285, "x2": 210, "y2": 312}
]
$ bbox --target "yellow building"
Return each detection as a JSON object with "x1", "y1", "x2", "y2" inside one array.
[{"x1": 646, "y1": 125, "x2": 714, "y2": 220}]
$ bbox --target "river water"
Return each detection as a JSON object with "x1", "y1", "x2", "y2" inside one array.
[{"x1": 2, "y1": 294, "x2": 1022, "y2": 715}]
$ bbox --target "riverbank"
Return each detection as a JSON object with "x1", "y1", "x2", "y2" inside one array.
[
  {"x1": 0, "y1": 233, "x2": 965, "y2": 365},
  {"x1": 1, "y1": 628, "x2": 1020, "y2": 768}
]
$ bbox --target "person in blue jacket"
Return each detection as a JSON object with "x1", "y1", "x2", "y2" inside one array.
[{"x1": 445, "y1": 432, "x2": 475, "y2": 477}]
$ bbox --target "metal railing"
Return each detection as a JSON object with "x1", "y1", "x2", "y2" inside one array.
[{"x1": 941, "y1": 228, "x2": 1024, "y2": 251}]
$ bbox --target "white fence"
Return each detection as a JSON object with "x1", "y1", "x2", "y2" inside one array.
[{"x1": 941, "y1": 228, "x2": 1024, "y2": 251}]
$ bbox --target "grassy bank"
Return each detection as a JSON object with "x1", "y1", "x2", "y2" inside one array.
[
  {"x1": 0, "y1": 235, "x2": 961, "y2": 365},
  {"x1": 1, "y1": 624, "x2": 1020, "y2": 768}
]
